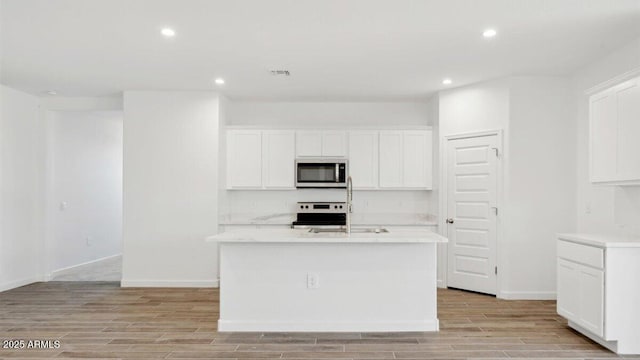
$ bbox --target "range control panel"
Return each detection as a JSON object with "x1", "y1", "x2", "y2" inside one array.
[{"x1": 296, "y1": 202, "x2": 347, "y2": 214}]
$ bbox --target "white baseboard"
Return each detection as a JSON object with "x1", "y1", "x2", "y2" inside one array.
[
  {"x1": 498, "y1": 290, "x2": 556, "y2": 300},
  {"x1": 218, "y1": 319, "x2": 439, "y2": 332},
  {"x1": 121, "y1": 279, "x2": 219, "y2": 288},
  {"x1": 0, "y1": 275, "x2": 44, "y2": 293},
  {"x1": 437, "y1": 279, "x2": 445, "y2": 288},
  {"x1": 48, "y1": 253, "x2": 122, "y2": 279}
]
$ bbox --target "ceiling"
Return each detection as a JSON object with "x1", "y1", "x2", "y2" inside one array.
[{"x1": 2, "y1": 0, "x2": 640, "y2": 100}]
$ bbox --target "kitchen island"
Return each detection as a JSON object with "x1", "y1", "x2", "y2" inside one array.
[{"x1": 206, "y1": 228, "x2": 447, "y2": 332}]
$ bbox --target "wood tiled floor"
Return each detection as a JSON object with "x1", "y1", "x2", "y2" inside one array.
[{"x1": 0, "y1": 282, "x2": 636, "y2": 359}]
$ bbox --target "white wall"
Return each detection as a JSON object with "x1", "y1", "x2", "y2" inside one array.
[
  {"x1": 0, "y1": 85, "x2": 44, "y2": 291},
  {"x1": 228, "y1": 101, "x2": 431, "y2": 126},
  {"x1": 572, "y1": 36, "x2": 640, "y2": 236},
  {"x1": 218, "y1": 96, "x2": 230, "y2": 220},
  {"x1": 438, "y1": 77, "x2": 576, "y2": 299},
  {"x1": 503, "y1": 76, "x2": 574, "y2": 298},
  {"x1": 438, "y1": 79, "x2": 510, "y2": 293},
  {"x1": 40, "y1": 96, "x2": 123, "y2": 111},
  {"x1": 48, "y1": 110, "x2": 123, "y2": 275},
  {"x1": 122, "y1": 91, "x2": 220, "y2": 287},
  {"x1": 438, "y1": 79, "x2": 511, "y2": 137}
]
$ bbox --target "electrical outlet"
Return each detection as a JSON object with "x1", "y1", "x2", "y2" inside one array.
[
  {"x1": 307, "y1": 273, "x2": 319, "y2": 289},
  {"x1": 86, "y1": 236, "x2": 92, "y2": 246},
  {"x1": 585, "y1": 202, "x2": 592, "y2": 214}
]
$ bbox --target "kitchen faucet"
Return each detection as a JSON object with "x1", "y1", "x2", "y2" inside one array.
[{"x1": 346, "y1": 176, "x2": 353, "y2": 234}]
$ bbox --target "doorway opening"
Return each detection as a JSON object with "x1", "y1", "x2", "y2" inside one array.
[{"x1": 46, "y1": 110, "x2": 123, "y2": 282}]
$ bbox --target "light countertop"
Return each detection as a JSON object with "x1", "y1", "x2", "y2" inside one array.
[
  {"x1": 558, "y1": 233, "x2": 640, "y2": 248},
  {"x1": 207, "y1": 228, "x2": 448, "y2": 244},
  {"x1": 219, "y1": 213, "x2": 438, "y2": 226}
]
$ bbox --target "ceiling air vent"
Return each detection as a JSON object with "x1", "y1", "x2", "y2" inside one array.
[{"x1": 270, "y1": 70, "x2": 290, "y2": 76}]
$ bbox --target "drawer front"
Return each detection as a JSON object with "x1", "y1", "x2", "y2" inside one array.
[{"x1": 558, "y1": 240, "x2": 604, "y2": 269}]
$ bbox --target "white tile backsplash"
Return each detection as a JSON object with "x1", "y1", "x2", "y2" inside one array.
[{"x1": 224, "y1": 189, "x2": 433, "y2": 216}]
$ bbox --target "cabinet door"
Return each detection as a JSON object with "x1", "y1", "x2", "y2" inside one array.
[
  {"x1": 322, "y1": 131, "x2": 347, "y2": 157},
  {"x1": 296, "y1": 131, "x2": 322, "y2": 157},
  {"x1": 579, "y1": 266, "x2": 604, "y2": 337},
  {"x1": 590, "y1": 90, "x2": 616, "y2": 183},
  {"x1": 557, "y1": 259, "x2": 580, "y2": 321},
  {"x1": 348, "y1": 131, "x2": 378, "y2": 189},
  {"x1": 614, "y1": 78, "x2": 640, "y2": 181},
  {"x1": 403, "y1": 130, "x2": 432, "y2": 189},
  {"x1": 263, "y1": 131, "x2": 295, "y2": 189},
  {"x1": 227, "y1": 130, "x2": 262, "y2": 188},
  {"x1": 379, "y1": 131, "x2": 404, "y2": 188}
]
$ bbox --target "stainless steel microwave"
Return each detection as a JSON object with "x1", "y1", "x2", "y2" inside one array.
[{"x1": 295, "y1": 159, "x2": 348, "y2": 188}]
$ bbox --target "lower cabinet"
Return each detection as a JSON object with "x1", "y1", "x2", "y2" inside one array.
[
  {"x1": 557, "y1": 258, "x2": 604, "y2": 336},
  {"x1": 557, "y1": 235, "x2": 640, "y2": 354}
]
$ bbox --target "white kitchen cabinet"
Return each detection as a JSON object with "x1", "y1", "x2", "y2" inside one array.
[
  {"x1": 227, "y1": 130, "x2": 295, "y2": 189},
  {"x1": 379, "y1": 131, "x2": 404, "y2": 188},
  {"x1": 557, "y1": 258, "x2": 580, "y2": 320},
  {"x1": 322, "y1": 131, "x2": 347, "y2": 157},
  {"x1": 228, "y1": 128, "x2": 433, "y2": 191},
  {"x1": 295, "y1": 131, "x2": 322, "y2": 157},
  {"x1": 263, "y1": 130, "x2": 295, "y2": 188},
  {"x1": 557, "y1": 234, "x2": 640, "y2": 354},
  {"x1": 379, "y1": 130, "x2": 432, "y2": 189},
  {"x1": 227, "y1": 130, "x2": 262, "y2": 188},
  {"x1": 295, "y1": 131, "x2": 346, "y2": 157},
  {"x1": 589, "y1": 76, "x2": 640, "y2": 185},
  {"x1": 403, "y1": 131, "x2": 432, "y2": 188},
  {"x1": 348, "y1": 131, "x2": 379, "y2": 189},
  {"x1": 557, "y1": 257, "x2": 604, "y2": 337}
]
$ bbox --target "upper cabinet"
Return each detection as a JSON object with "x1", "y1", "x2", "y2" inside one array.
[
  {"x1": 403, "y1": 131, "x2": 433, "y2": 188},
  {"x1": 590, "y1": 76, "x2": 640, "y2": 185},
  {"x1": 379, "y1": 131, "x2": 404, "y2": 188},
  {"x1": 348, "y1": 131, "x2": 379, "y2": 189},
  {"x1": 379, "y1": 130, "x2": 433, "y2": 189},
  {"x1": 227, "y1": 129, "x2": 295, "y2": 189},
  {"x1": 296, "y1": 131, "x2": 347, "y2": 157},
  {"x1": 263, "y1": 130, "x2": 296, "y2": 189},
  {"x1": 227, "y1": 128, "x2": 433, "y2": 190},
  {"x1": 227, "y1": 130, "x2": 263, "y2": 188}
]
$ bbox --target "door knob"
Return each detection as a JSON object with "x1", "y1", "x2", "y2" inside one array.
[{"x1": 446, "y1": 218, "x2": 454, "y2": 224}]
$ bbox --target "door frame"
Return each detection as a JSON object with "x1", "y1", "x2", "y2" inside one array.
[{"x1": 438, "y1": 129, "x2": 504, "y2": 295}]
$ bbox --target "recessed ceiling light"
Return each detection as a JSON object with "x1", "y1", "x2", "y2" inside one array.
[
  {"x1": 442, "y1": 78, "x2": 452, "y2": 85},
  {"x1": 45, "y1": 90, "x2": 57, "y2": 95},
  {"x1": 214, "y1": 78, "x2": 225, "y2": 85},
  {"x1": 483, "y1": 28, "x2": 497, "y2": 38},
  {"x1": 161, "y1": 28, "x2": 176, "y2": 37}
]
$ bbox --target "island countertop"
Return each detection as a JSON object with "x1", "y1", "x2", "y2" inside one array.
[{"x1": 207, "y1": 228, "x2": 447, "y2": 244}]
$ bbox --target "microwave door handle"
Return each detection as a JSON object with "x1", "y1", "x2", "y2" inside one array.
[{"x1": 335, "y1": 164, "x2": 339, "y2": 182}]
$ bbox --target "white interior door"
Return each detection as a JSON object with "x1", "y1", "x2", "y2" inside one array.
[{"x1": 446, "y1": 134, "x2": 498, "y2": 295}]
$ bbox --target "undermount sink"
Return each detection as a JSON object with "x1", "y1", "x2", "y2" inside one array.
[{"x1": 308, "y1": 227, "x2": 389, "y2": 234}]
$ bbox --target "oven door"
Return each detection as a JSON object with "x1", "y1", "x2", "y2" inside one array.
[{"x1": 296, "y1": 161, "x2": 347, "y2": 188}]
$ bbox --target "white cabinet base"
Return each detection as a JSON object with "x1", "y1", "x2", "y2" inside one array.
[
  {"x1": 567, "y1": 321, "x2": 621, "y2": 354},
  {"x1": 557, "y1": 234, "x2": 640, "y2": 355}
]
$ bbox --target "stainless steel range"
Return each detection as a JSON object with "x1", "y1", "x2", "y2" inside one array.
[{"x1": 291, "y1": 202, "x2": 347, "y2": 228}]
